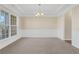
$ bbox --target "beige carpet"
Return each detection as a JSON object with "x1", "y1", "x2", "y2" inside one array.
[{"x1": 0, "y1": 38, "x2": 79, "y2": 54}]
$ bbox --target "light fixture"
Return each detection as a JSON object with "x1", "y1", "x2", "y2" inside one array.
[{"x1": 35, "y1": 4, "x2": 44, "y2": 16}]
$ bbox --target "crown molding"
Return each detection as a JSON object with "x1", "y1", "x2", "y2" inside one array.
[
  {"x1": 2, "y1": 4, "x2": 22, "y2": 15},
  {"x1": 57, "y1": 4, "x2": 77, "y2": 16},
  {"x1": 1, "y1": 4, "x2": 77, "y2": 17}
]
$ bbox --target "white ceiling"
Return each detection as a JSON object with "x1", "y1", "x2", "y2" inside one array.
[{"x1": 2, "y1": 4, "x2": 76, "y2": 17}]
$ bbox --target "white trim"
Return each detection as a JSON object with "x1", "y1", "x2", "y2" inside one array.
[
  {"x1": 58, "y1": 5, "x2": 77, "y2": 16},
  {"x1": 0, "y1": 35, "x2": 21, "y2": 49},
  {"x1": 1, "y1": 4, "x2": 77, "y2": 17},
  {"x1": 21, "y1": 29, "x2": 58, "y2": 37},
  {"x1": 0, "y1": 6, "x2": 22, "y2": 50},
  {"x1": 72, "y1": 30, "x2": 79, "y2": 48}
]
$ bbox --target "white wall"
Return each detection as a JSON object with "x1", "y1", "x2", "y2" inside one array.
[
  {"x1": 57, "y1": 12, "x2": 72, "y2": 40},
  {"x1": 20, "y1": 17, "x2": 58, "y2": 37},
  {"x1": 21, "y1": 29, "x2": 57, "y2": 37},
  {"x1": 71, "y1": 5, "x2": 79, "y2": 48},
  {"x1": 0, "y1": 5, "x2": 21, "y2": 49},
  {"x1": 57, "y1": 15, "x2": 65, "y2": 40},
  {"x1": 64, "y1": 12, "x2": 72, "y2": 40}
]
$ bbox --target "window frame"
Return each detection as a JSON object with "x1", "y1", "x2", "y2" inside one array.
[{"x1": 0, "y1": 10, "x2": 17, "y2": 40}]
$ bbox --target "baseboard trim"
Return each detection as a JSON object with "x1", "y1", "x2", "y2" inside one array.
[
  {"x1": 0, "y1": 37, "x2": 22, "y2": 50},
  {"x1": 21, "y1": 37, "x2": 59, "y2": 39},
  {"x1": 65, "y1": 40, "x2": 72, "y2": 44}
]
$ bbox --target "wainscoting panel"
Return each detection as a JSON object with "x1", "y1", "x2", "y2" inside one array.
[{"x1": 21, "y1": 29, "x2": 58, "y2": 38}]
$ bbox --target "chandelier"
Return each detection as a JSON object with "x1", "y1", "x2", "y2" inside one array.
[{"x1": 35, "y1": 4, "x2": 44, "y2": 16}]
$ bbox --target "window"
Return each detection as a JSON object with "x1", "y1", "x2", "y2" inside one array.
[
  {"x1": 0, "y1": 10, "x2": 9, "y2": 40},
  {"x1": 10, "y1": 15, "x2": 17, "y2": 36},
  {"x1": 0, "y1": 10, "x2": 17, "y2": 40}
]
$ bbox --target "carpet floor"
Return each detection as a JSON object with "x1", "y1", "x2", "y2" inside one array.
[{"x1": 0, "y1": 38, "x2": 79, "y2": 54}]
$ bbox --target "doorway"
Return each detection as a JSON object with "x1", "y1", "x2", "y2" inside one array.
[{"x1": 64, "y1": 12, "x2": 72, "y2": 44}]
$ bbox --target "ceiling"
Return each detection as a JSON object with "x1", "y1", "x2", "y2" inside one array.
[{"x1": 2, "y1": 4, "x2": 76, "y2": 17}]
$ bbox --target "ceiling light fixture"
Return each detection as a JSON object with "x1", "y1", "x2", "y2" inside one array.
[{"x1": 35, "y1": 4, "x2": 44, "y2": 16}]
